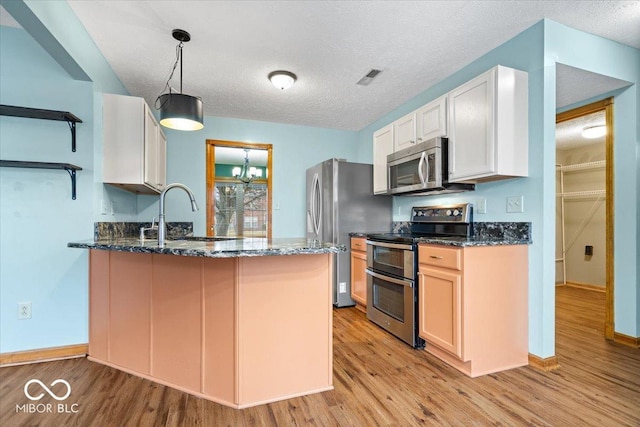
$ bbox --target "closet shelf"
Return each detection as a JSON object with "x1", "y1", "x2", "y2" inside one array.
[
  {"x1": 556, "y1": 160, "x2": 605, "y2": 172},
  {"x1": 0, "y1": 160, "x2": 82, "y2": 200},
  {"x1": 556, "y1": 190, "x2": 606, "y2": 199},
  {"x1": 0, "y1": 104, "x2": 82, "y2": 152}
]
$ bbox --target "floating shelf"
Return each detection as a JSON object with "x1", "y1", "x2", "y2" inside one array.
[
  {"x1": 0, "y1": 160, "x2": 82, "y2": 200},
  {"x1": 0, "y1": 104, "x2": 83, "y2": 152}
]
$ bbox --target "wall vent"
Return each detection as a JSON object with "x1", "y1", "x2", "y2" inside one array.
[{"x1": 357, "y1": 69, "x2": 382, "y2": 86}]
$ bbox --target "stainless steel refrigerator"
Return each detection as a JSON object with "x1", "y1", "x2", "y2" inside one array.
[{"x1": 306, "y1": 159, "x2": 392, "y2": 307}]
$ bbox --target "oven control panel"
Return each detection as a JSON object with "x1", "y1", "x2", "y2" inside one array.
[{"x1": 411, "y1": 203, "x2": 472, "y2": 223}]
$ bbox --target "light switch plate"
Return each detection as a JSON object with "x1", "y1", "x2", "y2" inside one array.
[
  {"x1": 476, "y1": 198, "x2": 487, "y2": 214},
  {"x1": 507, "y1": 196, "x2": 524, "y2": 213}
]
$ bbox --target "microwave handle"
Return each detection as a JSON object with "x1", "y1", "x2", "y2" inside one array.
[{"x1": 417, "y1": 152, "x2": 426, "y2": 185}]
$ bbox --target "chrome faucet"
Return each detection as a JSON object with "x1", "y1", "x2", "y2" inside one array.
[{"x1": 158, "y1": 183, "x2": 199, "y2": 247}]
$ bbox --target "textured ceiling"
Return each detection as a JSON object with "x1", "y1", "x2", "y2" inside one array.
[
  {"x1": 9, "y1": 1, "x2": 640, "y2": 131},
  {"x1": 556, "y1": 110, "x2": 606, "y2": 151},
  {"x1": 556, "y1": 64, "x2": 631, "y2": 109}
]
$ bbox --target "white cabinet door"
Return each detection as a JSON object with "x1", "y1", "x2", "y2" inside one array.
[
  {"x1": 156, "y1": 130, "x2": 167, "y2": 192},
  {"x1": 416, "y1": 96, "x2": 447, "y2": 141},
  {"x1": 373, "y1": 124, "x2": 393, "y2": 194},
  {"x1": 447, "y1": 65, "x2": 528, "y2": 183},
  {"x1": 103, "y1": 94, "x2": 167, "y2": 194},
  {"x1": 448, "y1": 70, "x2": 495, "y2": 182},
  {"x1": 393, "y1": 112, "x2": 416, "y2": 152},
  {"x1": 144, "y1": 104, "x2": 159, "y2": 190}
]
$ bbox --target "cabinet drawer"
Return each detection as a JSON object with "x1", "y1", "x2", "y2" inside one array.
[
  {"x1": 419, "y1": 245, "x2": 462, "y2": 271},
  {"x1": 351, "y1": 237, "x2": 367, "y2": 252}
]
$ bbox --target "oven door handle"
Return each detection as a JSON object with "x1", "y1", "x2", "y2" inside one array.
[
  {"x1": 365, "y1": 240, "x2": 413, "y2": 251},
  {"x1": 366, "y1": 269, "x2": 414, "y2": 288}
]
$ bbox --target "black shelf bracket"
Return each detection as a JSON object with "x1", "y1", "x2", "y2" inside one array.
[
  {"x1": 65, "y1": 167, "x2": 78, "y2": 200},
  {"x1": 68, "y1": 121, "x2": 77, "y2": 152},
  {"x1": 0, "y1": 160, "x2": 82, "y2": 200},
  {"x1": 0, "y1": 104, "x2": 82, "y2": 152}
]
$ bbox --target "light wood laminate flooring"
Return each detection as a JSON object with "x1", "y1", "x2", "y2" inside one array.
[{"x1": 1, "y1": 286, "x2": 638, "y2": 426}]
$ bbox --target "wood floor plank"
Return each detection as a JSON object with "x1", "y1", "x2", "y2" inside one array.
[{"x1": 1, "y1": 286, "x2": 638, "y2": 426}]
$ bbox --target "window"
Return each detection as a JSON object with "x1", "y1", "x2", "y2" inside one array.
[{"x1": 214, "y1": 182, "x2": 268, "y2": 237}]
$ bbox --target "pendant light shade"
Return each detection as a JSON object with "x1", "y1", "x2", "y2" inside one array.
[
  {"x1": 156, "y1": 29, "x2": 204, "y2": 131},
  {"x1": 158, "y1": 93, "x2": 204, "y2": 131}
]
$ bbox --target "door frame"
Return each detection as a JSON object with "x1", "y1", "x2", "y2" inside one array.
[
  {"x1": 555, "y1": 97, "x2": 614, "y2": 340},
  {"x1": 205, "y1": 140, "x2": 273, "y2": 238}
]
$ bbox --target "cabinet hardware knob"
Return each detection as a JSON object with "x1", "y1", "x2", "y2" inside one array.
[{"x1": 429, "y1": 255, "x2": 444, "y2": 259}]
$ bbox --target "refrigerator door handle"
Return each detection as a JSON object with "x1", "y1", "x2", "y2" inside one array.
[{"x1": 312, "y1": 173, "x2": 321, "y2": 237}]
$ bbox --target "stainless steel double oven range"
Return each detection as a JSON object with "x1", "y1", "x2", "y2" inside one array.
[{"x1": 365, "y1": 203, "x2": 473, "y2": 348}]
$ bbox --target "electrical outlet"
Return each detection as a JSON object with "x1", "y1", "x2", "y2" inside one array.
[
  {"x1": 506, "y1": 196, "x2": 524, "y2": 213},
  {"x1": 18, "y1": 302, "x2": 31, "y2": 320},
  {"x1": 100, "y1": 200, "x2": 108, "y2": 215},
  {"x1": 274, "y1": 202, "x2": 280, "y2": 210},
  {"x1": 476, "y1": 198, "x2": 487, "y2": 214},
  {"x1": 339, "y1": 282, "x2": 347, "y2": 294}
]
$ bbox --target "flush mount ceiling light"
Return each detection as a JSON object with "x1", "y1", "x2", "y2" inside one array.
[
  {"x1": 268, "y1": 70, "x2": 297, "y2": 90},
  {"x1": 581, "y1": 125, "x2": 606, "y2": 139},
  {"x1": 156, "y1": 29, "x2": 204, "y2": 131}
]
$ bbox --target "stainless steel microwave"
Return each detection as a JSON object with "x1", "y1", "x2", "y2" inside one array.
[{"x1": 386, "y1": 137, "x2": 475, "y2": 195}]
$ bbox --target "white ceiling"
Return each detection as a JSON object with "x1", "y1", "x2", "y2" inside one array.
[
  {"x1": 556, "y1": 64, "x2": 631, "y2": 109},
  {"x1": 556, "y1": 110, "x2": 606, "y2": 151},
  {"x1": 56, "y1": 0, "x2": 640, "y2": 132},
  {"x1": 2, "y1": 2, "x2": 638, "y2": 132}
]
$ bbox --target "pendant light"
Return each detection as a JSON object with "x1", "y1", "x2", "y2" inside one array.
[{"x1": 156, "y1": 29, "x2": 204, "y2": 131}]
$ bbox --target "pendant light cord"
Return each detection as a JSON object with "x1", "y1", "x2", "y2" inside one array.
[{"x1": 155, "y1": 41, "x2": 184, "y2": 109}]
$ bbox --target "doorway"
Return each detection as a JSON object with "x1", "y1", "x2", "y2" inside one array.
[
  {"x1": 555, "y1": 98, "x2": 614, "y2": 340},
  {"x1": 206, "y1": 140, "x2": 273, "y2": 238}
]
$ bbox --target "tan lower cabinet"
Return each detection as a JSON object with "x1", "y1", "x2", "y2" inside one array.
[
  {"x1": 418, "y1": 244, "x2": 529, "y2": 377},
  {"x1": 350, "y1": 237, "x2": 368, "y2": 312},
  {"x1": 419, "y1": 266, "x2": 462, "y2": 358},
  {"x1": 88, "y1": 250, "x2": 333, "y2": 408}
]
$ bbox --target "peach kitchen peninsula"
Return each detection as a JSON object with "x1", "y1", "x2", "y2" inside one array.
[{"x1": 68, "y1": 237, "x2": 344, "y2": 408}]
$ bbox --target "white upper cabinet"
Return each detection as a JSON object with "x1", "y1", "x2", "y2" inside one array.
[
  {"x1": 373, "y1": 124, "x2": 393, "y2": 194},
  {"x1": 447, "y1": 65, "x2": 528, "y2": 183},
  {"x1": 393, "y1": 111, "x2": 417, "y2": 152},
  {"x1": 103, "y1": 94, "x2": 167, "y2": 194},
  {"x1": 416, "y1": 96, "x2": 447, "y2": 142}
]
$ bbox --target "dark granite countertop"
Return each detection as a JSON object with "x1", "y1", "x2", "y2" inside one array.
[
  {"x1": 417, "y1": 236, "x2": 531, "y2": 247},
  {"x1": 350, "y1": 221, "x2": 531, "y2": 247},
  {"x1": 68, "y1": 237, "x2": 345, "y2": 258}
]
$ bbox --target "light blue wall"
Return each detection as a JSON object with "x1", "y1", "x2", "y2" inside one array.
[
  {"x1": 2, "y1": 2, "x2": 638, "y2": 356},
  {"x1": 356, "y1": 20, "x2": 640, "y2": 354},
  {"x1": 544, "y1": 20, "x2": 639, "y2": 338},
  {"x1": 137, "y1": 117, "x2": 359, "y2": 237},
  {"x1": 356, "y1": 22, "x2": 553, "y2": 355},
  {"x1": 1, "y1": 0, "x2": 139, "y2": 225},
  {"x1": 0, "y1": 26, "x2": 93, "y2": 352}
]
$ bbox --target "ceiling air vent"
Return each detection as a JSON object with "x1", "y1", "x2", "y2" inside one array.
[{"x1": 357, "y1": 69, "x2": 382, "y2": 86}]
